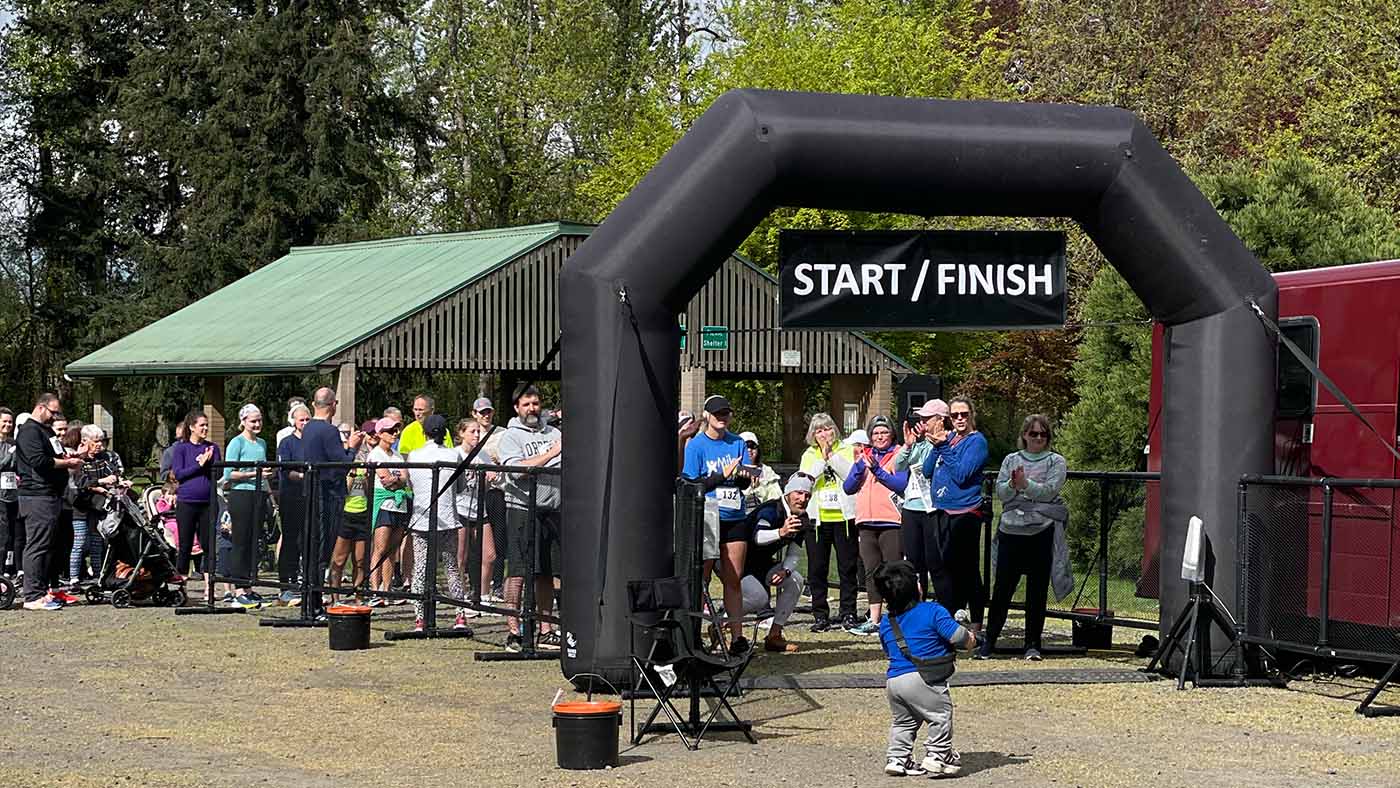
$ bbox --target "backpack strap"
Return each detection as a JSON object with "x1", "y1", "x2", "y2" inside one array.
[{"x1": 888, "y1": 608, "x2": 957, "y2": 681}]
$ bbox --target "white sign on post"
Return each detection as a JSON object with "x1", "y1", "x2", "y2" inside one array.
[{"x1": 780, "y1": 349, "x2": 801, "y2": 367}]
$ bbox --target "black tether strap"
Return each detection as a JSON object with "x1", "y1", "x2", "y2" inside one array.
[{"x1": 1247, "y1": 298, "x2": 1400, "y2": 464}]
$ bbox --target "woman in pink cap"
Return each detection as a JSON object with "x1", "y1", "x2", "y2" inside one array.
[
  {"x1": 367, "y1": 417, "x2": 409, "y2": 606},
  {"x1": 895, "y1": 399, "x2": 950, "y2": 598}
]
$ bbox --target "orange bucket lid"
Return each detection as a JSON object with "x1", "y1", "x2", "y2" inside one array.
[
  {"x1": 552, "y1": 700, "x2": 622, "y2": 716},
  {"x1": 326, "y1": 605, "x2": 372, "y2": 615}
]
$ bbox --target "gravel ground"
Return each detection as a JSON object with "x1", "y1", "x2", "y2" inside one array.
[{"x1": 2, "y1": 596, "x2": 1399, "y2": 788}]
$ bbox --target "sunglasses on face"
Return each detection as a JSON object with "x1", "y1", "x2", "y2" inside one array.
[
  {"x1": 745, "y1": 441, "x2": 758, "y2": 449},
  {"x1": 1026, "y1": 430, "x2": 1048, "y2": 438},
  {"x1": 950, "y1": 412, "x2": 971, "y2": 419}
]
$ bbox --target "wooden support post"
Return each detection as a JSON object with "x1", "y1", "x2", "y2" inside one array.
[
  {"x1": 680, "y1": 366, "x2": 707, "y2": 419},
  {"x1": 781, "y1": 373, "x2": 807, "y2": 463},
  {"x1": 203, "y1": 376, "x2": 227, "y2": 449},
  {"x1": 335, "y1": 362, "x2": 357, "y2": 429},
  {"x1": 829, "y1": 374, "x2": 872, "y2": 435},
  {"x1": 93, "y1": 378, "x2": 116, "y2": 450}
]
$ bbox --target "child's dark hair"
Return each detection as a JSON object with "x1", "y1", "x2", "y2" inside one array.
[{"x1": 872, "y1": 561, "x2": 920, "y2": 616}]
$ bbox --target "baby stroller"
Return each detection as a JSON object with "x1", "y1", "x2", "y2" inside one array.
[{"x1": 86, "y1": 492, "x2": 187, "y2": 608}]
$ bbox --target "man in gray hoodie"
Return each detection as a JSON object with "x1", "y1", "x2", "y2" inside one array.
[{"x1": 496, "y1": 385, "x2": 562, "y2": 653}]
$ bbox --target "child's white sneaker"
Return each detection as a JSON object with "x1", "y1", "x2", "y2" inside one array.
[
  {"x1": 883, "y1": 758, "x2": 927, "y2": 777},
  {"x1": 920, "y1": 750, "x2": 962, "y2": 777}
]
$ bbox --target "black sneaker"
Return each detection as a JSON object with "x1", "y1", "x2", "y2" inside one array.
[
  {"x1": 505, "y1": 634, "x2": 523, "y2": 653},
  {"x1": 728, "y1": 636, "x2": 751, "y2": 658},
  {"x1": 810, "y1": 617, "x2": 831, "y2": 633},
  {"x1": 838, "y1": 612, "x2": 859, "y2": 631},
  {"x1": 537, "y1": 631, "x2": 561, "y2": 652}
]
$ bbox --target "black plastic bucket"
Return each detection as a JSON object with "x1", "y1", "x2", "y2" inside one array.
[
  {"x1": 326, "y1": 605, "x2": 372, "y2": 651},
  {"x1": 552, "y1": 701, "x2": 622, "y2": 769}
]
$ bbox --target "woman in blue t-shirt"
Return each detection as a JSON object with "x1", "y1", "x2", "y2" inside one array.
[
  {"x1": 224, "y1": 404, "x2": 273, "y2": 609},
  {"x1": 874, "y1": 560, "x2": 978, "y2": 779},
  {"x1": 681, "y1": 395, "x2": 753, "y2": 655}
]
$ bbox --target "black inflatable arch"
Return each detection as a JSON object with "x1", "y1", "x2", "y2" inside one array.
[{"x1": 559, "y1": 89, "x2": 1277, "y2": 683}]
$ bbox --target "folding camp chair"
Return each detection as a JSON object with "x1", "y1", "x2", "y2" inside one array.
[{"x1": 628, "y1": 576, "x2": 756, "y2": 750}]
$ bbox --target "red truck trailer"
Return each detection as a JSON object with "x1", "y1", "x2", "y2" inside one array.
[{"x1": 1147, "y1": 259, "x2": 1400, "y2": 633}]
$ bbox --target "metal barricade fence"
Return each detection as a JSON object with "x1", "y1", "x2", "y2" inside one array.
[
  {"x1": 1238, "y1": 475, "x2": 1400, "y2": 716},
  {"x1": 1239, "y1": 475, "x2": 1400, "y2": 661},
  {"x1": 186, "y1": 459, "x2": 561, "y2": 656},
  {"x1": 987, "y1": 470, "x2": 1161, "y2": 631}
]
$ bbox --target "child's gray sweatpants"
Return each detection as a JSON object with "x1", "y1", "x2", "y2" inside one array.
[{"x1": 886, "y1": 671, "x2": 953, "y2": 762}]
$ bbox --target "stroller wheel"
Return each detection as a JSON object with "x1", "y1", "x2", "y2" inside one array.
[
  {"x1": 85, "y1": 586, "x2": 105, "y2": 605},
  {"x1": 0, "y1": 577, "x2": 14, "y2": 610},
  {"x1": 152, "y1": 588, "x2": 170, "y2": 606},
  {"x1": 111, "y1": 589, "x2": 132, "y2": 609},
  {"x1": 171, "y1": 588, "x2": 188, "y2": 607}
]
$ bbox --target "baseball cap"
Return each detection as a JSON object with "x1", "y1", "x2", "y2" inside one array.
[
  {"x1": 360, "y1": 420, "x2": 378, "y2": 436},
  {"x1": 373, "y1": 416, "x2": 399, "y2": 433},
  {"x1": 739, "y1": 431, "x2": 759, "y2": 446},
  {"x1": 423, "y1": 414, "x2": 448, "y2": 442},
  {"x1": 703, "y1": 395, "x2": 732, "y2": 415},
  {"x1": 472, "y1": 397, "x2": 494, "y2": 413},
  {"x1": 847, "y1": 429, "x2": 870, "y2": 446},
  {"x1": 867, "y1": 415, "x2": 894, "y2": 434},
  {"x1": 678, "y1": 410, "x2": 694, "y2": 425},
  {"x1": 784, "y1": 474, "x2": 813, "y2": 495},
  {"x1": 915, "y1": 399, "x2": 950, "y2": 419}
]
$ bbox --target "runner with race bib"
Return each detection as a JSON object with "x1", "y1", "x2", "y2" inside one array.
[{"x1": 681, "y1": 395, "x2": 754, "y2": 656}]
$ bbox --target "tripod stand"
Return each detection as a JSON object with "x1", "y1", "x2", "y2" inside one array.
[{"x1": 1146, "y1": 580, "x2": 1239, "y2": 689}]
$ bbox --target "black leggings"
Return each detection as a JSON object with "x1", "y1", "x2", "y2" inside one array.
[
  {"x1": 175, "y1": 500, "x2": 213, "y2": 576},
  {"x1": 931, "y1": 510, "x2": 985, "y2": 623},
  {"x1": 225, "y1": 490, "x2": 264, "y2": 585},
  {"x1": 0, "y1": 499, "x2": 21, "y2": 573},
  {"x1": 985, "y1": 528, "x2": 1054, "y2": 652},
  {"x1": 900, "y1": 508, "x2": 938, "y2": 596},
  {"x1": 278, "y1": 493, "x2": 306, "y2": 585}
]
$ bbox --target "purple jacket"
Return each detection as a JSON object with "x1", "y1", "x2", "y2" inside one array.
[{"x1": 171, "y1": 440, "x2": 222, "y2": 503}]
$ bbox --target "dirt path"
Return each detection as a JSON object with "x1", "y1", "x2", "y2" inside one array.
[{"x1": 2, "y1": 601, "x2": 1398, "y2": 787}]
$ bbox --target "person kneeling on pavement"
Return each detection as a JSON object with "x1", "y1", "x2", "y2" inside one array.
[
  {"x1": 741, "y1": 474, "x2": 813, "y2": 654},
  {"x1": 875, "y1": 560, "x2": 979, "y2": 779}
]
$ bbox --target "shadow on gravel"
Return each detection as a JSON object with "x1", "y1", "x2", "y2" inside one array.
[{"x1": 960, "y1": 750, "x2": 1032, "y2": 776}]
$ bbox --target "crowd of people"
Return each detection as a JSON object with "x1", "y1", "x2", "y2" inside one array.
[
  {"x1": 1, "y1": 384, "x2": 1078, "y2": 778},
  {"x1": 679, "y1": 394, "x2": 1071, "y2": 663},
  {"x1": 0, "y1": 386, "x2": 567, "y2": 653}
]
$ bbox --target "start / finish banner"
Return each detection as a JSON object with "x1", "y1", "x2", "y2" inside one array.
[{"x1": 778, "y1": 229, "x2": 1067, "y2": 331}]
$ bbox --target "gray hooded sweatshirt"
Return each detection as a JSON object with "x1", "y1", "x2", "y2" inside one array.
[{"x1": 497, "y1": 416, "x2": 561, "y2": 510}]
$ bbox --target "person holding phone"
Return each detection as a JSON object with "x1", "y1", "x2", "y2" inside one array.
[
  {"x1": 921, "y1": 397, "x2": 989, "y2": 630},
  {"x1": 741, "y1": 474, "x2": 813, "y2": 653},
  {"x1": 984, "y1": 414, "x2": 1068, "y2": 661},
  {"x1": 895, "y1": 400, "x2": 949, "y2": 599},
  {"x1": 843, "y1": 415, "x2": 909, "y2": 635}
]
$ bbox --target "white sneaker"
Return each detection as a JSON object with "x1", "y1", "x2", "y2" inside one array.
[
  {"x1": 458, "y1": 607, "x2": 480, "y2": 619},
  {"x1": 884, "y1": 758, "x2": 927, "y2": 777},
  {"x1": 920, "y1": 750, "x2": 962, "y2": 778}
]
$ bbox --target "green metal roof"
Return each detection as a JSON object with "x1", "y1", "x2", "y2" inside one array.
[{"x1": 67, "y1": 222, "x2": 591, "y2": 377}]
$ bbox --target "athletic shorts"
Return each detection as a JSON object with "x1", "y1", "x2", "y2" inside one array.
[
  {"x1": 720, "y1": 518, "x2": 751, "y2": 544},
  {"x1": 506, "y1": 507, "x2": 561, "y2": 578},
  {"x1": 374, "y1": 508, "x2": 406, "y2": 530},
  {"x1": 339, "y1": 510, "x2": 370, "y2": 541}
]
